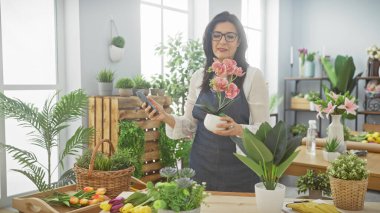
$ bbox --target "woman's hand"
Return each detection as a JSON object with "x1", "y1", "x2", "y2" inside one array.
[
  {"x1": 213, "y1": 116, "x2": 243, "y2": 137},
  {"x1": 141, "y1": 97, "x2": 176, "y2": 128}
]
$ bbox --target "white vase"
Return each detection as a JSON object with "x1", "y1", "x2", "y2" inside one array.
[
  {"x1": 322, "y1": 150, "x2": 341, "y2": 162},
  {"x1": 304, "y1": 61, "x2": 315, "y2": 77},
  {"x1": 309, "y1": 102, "x2": 316, "y2": 111},
  {"x1": 109, "y1": 45, "x2": 125, "y2": 62},
  {"x1": 255, "y1": 182, "x2": 286, "y2": 213},
  {"x1": 158, "y1": 208, "x2": 200, "y2": 213},
  {"x1": 327, "y1": 114, "x2": 346, "y2": 153},
  {"x1": 298, "y1": 58, "x2": 305, "y2": 77},
  {"x1": 204, "y1": 113, "x2": 226, "y2": 132}
]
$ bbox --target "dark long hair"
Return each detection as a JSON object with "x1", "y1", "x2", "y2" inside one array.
[{"x1": 201, "y1": 11, "x2": 249, "y2": 91}]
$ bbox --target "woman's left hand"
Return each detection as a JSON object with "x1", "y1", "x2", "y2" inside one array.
[{"x1": 213, "y1": 116, "x2": 243, "y2": 137}]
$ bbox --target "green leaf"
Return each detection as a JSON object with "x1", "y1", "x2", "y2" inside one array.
[
  {"x1": 242, "y1": 128, "x2": 273, "y2": 163},
  {"x1": 233, "y1": 153, "x2": 264, "y2": 176},
  {"x1": 321, "y1": 56, "x2": 337, "y2": 87},
  {"x1": 265, "y1": 121, "x2": 287, "y2": 165},
  {"x1": 255, "y1": 122, "x2": 272, "y2": 142},
  {"x1": 276, "y1": 150, "x2": 300, "y2": 177}
]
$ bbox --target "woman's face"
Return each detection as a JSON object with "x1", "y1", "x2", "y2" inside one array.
[{"x1": 212, "y1": 22, "x2": 240, "y2": 61}]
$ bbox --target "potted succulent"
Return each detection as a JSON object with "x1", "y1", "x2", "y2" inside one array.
[
  {"x1": 234, "y1": 121, "x2": 301, "y2": 213},
  {"x1": 328, "y1": 154, "x2": 369, "y2": 210},
  {"x1": 97, "y1": 69, "x2": 115, "y2": 96},
  {"x1": 109, "y1": 35, "x2": 125, "y2": 62},
  {"x1": 296, "y1": 169, "x2": 331, "y2": 199},
  {"x1": 322, "y1": 138, "x2": 341, "y2": 162},
  {"x1": 133, "y1": 75, "x2": 151, "y2": 96},
  {"x1": 151, "y1": 74, "x2": 167, "y2": 96},
  {"x1": 115, "y1": 77, "x2": 135, "y2": 97}
]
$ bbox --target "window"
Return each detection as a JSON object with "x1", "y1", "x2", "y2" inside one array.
[
  {"x1": 0, "y1": 0, "x2": 58, "y2": 206},
  {"x1": 241, "y1": 0, "x2": 264, "y2": 70},
  {"x1": 140, "y1": 0, "x2": 189, "y2": 79}
]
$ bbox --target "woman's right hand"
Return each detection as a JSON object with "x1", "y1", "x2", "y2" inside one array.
[{"x1": 141, "y1": 97, "x2": 167, "y2": 121}]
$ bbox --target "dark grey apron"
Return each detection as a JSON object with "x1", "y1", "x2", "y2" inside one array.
[{"x1": 191, "y1": 88, "x2": 260, "y2": 192}]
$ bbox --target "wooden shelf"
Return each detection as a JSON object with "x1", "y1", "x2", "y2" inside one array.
[
  {"x1": 286, "y1": 108, "x2": 315, "y2": 112},
  {"x1": 358, "y1": 111, "x2": 380, "y2": 115},
  {"x1": 284, "y1": 77, "x2": 329, "y2": 81},
  {"x1": 356, "y1": 76, "x2": 380, "y2": 80}
]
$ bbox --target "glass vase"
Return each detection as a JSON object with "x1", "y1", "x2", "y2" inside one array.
[{"x1": 327, "y1": 114, "x2": 346, "y2": 153}]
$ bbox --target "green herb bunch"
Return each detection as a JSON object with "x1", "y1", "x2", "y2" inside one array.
[
  {"x1": 111, "y1": 36, "x2": 125, "y2": 48},
  {"x1": 133, "y1": 75, "x2": 151, "y2": 89},
  {"x1": 297, "y1": 169, "x2": 331, "y2": 196},
  {"x1": 97, "y1": 69, "x2": 115, "y2": 83},
  {"x1": 327, "y1": 154, "x2": 369, "y2": 180},
  {"x1": 147, "y1": 167, "x2": 207, "y2": 212},
  {"x1": 325, "y1": 138, "x2": 340, "y2": 152},
  {"x1": 116, "y1": 77, "x2": 135, "y2": 89},
  {"x1": 290, "y1": 123, "x2": 308, "y2": 137}
]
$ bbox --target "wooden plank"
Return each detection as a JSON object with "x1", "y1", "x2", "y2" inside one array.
[
  {"x1": 363, "y1": 123, "x2": 380, "y2": 132},
  {"x1": 88, "y1": 97, "x2": 95, "y2": 149},
  {"x1": 119, "y1": 108, "x2": 172, "y2": 120},
  {"x1": 290, "y1": 97, "x2": 310, "y2": 110},
  {"x1": 140, "y1": 173, "x2": 161, "y2": 183},
  {"x1": 111, "y1": 98, "x2": 119, "y2": 150},
  {"x1": 142, "y1": 162, "x2": 162, "y2": 172},
  {"x1": 145, "y1": 131, "x2": 160, "y2": 141},
  {"x1": 136, "y1": 120, "x2": 161, "y2": 129},
  {"x1": 95, "y1": 97, "x2": 103, "y2": 151},
  {"x1": 118, "y1": 96, "x2": 172, "y2": 109},
  {"x1": 103, "y1": 97, "x2": 111, "y2": 154},
  {"x1": 144, "y1": 150, "x2": 160, "y2": 162},
  {"x1": 145, "y1": 141, "x2": 159, "y2": 152}
]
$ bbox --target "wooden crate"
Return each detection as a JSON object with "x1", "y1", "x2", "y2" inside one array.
[
  {"x1": 12, "y1": 185, "x2": 100, "y2": 213},
  {"x1": 290, "y1": 97, "x2": 310, "y2": 110},
  {"x1": 363, "y1": 123, "x2": 380, "y2": 132},
  {"x1": 88, "y1": 95, "x2": 172, "y2": 183}
]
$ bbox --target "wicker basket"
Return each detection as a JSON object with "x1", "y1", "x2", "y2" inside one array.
[
  {"x1": 73, "y1": 139, "x2": 135, "y2": 198},
  {"x1": 329, "y1": 176, "x2": 368, "y2": 210}
]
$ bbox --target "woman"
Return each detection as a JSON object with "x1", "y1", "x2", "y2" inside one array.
[{"x1": 142, "y1": 11, "x2": 269, "y2": 192}]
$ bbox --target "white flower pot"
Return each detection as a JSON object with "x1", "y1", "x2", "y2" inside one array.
[
  {"x1": 204, "y1": 113, "x2": 226, "y2": 132},
  {"x1": 109, "y1": 45, "x2": 124, "y2": 62},
  {"x1": 98, "y1": 82, "x2": 113, "y2": 96},
  {"x1": 255, "y1": 182, "x2": 286, "y2": 213},
  {"x1": 327, "y1": 114, "x2": 346, "y2": 153},
  {"x1": 322, "y1": 150, "x2": 340, "y2": 162},
  {"x1": 158, "y1": 207, "x2": 200, "y2": 213},
  {"x1": 309, "y1": 102, "x2": 316, "y2": 111}
]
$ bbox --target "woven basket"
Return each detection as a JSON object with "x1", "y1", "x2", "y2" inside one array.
[
  {"x1": 329, "y1": 176, "x2": 368, "y2": 210},
  {"x1": 73, "y1": 139, "x2": 135, "y2": 198}
]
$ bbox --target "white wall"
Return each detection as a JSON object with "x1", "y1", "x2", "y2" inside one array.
[
  {"x1": 209, "y1": 0, "x2": 241, "y2": 19},
  {"x1": 79, "y1": 0, "x2": 141, "y2": 96}
]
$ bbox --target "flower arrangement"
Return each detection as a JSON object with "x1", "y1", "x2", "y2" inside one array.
[
  {"x1": 365, "y1": 80, "x2": 380, "y2": 98},
  {"x1": 367, "y1": 45, "x2": 380, "y2": 60},
  {"x1": 197, "y1": 58, "x2": 245, "y2": 115},
  {"x1": 298, "y1": 48, "x2": 308, "y2": 66},
  {"x1": 306, "y1": 52, "x2": 317, "y2": 62},
  {"x1": 312, "y1": 89, "x2": 358, "y2": 119},
  {"x1": 296, "y1": 169, "x2": 331, "y2": 196},
  {"x1": 327, "y1": 154, "x2": 368, "y2": 181}
]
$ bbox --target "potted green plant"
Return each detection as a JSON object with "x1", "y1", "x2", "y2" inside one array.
[
  {"x1": 151, "y1": 74, "x2": 167, "y2": 96},
  {"x1": 328, "y1": 154, "x2": 369, "y2": 210},
  {"x1": 115, "y1": 77, "x2": 135, "y2": 97},
  {"x1": 305, "y1": 91, "x2": 320, "y2": 111},
  {"x1": 97, "y1": 68, "x2": 115, "y2": 96},
  {"x1": 290, "y1": 123, "x2": 308, "y2": 137},
  {"x1": 133, "y1": 75, "x2": 151, "y2": 96},
  {"x1": 233, "y1": 121, "x2": 301, "y2": 213},
  {"x1": 304, "y1": 52, "x2": 317, "y2": 77},
  {"x1": 0, "y1": 89, "x2": 92, "y2": 191},
  {"x1": 322, "y1": 138, "x2": 341, "y2": 162},
  {"x1": 296, "y1": 169, "x2": 331, "y2": 199},
  {"x1": 109, "y1": 35, "x2": 125, "y2": 62}
]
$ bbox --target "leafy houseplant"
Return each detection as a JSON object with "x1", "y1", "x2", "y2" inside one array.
[
  {"x1": 296, "y1": 169, "x2": 331, "y2": 198},
  {"x1": 133, "y1": 75, "x2": 151, "y2": 95},
  {"x1": 327, "y1": 154, "x2": 369, "y2": 210},
  {"x1": 97, "y1": 69, "x2": 115, "y2": 96},
  {"x1": 0, "y1": 89, "x2": 92, "y2": 191},
  {"x1": 109, "y1": 36, "x2": 125, "y2": 62},
  {"x1": 156, "y1": 33, "x2": 205, "y2": 115},
  {"x1": 111, "y1": 36, "x2": 125, "y2": 48},
  {"x1": 323, "y1": 138, "x2": 341, "y2": 162},
  {"x1": 233, "y1": 121, "x2": 301, "y2": 213},
  {"x1": 290, "y1": 123, "x2": 308, "y2": 137},
  {"x1": 116, "y1": 77, "x2": 135, "y2": 97},
  {"x1": 151, "y1": 74, "x2": 167, "y2": 96}
]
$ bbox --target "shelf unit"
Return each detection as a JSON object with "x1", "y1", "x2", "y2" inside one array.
[
  {"x1": 284, "y1": 77, "x2": 330, "y2": 136},
  {"x1": 355, "y1": 76, "x2": 380, "y2": 131}
]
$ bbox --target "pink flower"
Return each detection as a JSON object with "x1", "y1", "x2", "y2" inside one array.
[
  {"x1": 225, "y1": 83, "x2": 239, "y2": 99},
  {"x1": 222, "y1": 59, "x2": 237, "y2": 75},
  {"x1": 322, "y1": 102, "x2": 336, "y2": 115},
  {"x1": 210, "y1": 77, "x2": 228, "y2": 92},
  {"x1": 327, "y1": 91, "x2": 339, "y2": 101},
  {"x1": 315, "y1": 104, "x2": 325, "y2": 119},
  {"x1": 211, "y1": 60, "x2": 227, "y2": 77},
  {"x1": 233, "y1": 67, "x2": 245, "y2": 77},
  {"x1": 337, "y1": 97, "x2": 358, "y2": 115}
]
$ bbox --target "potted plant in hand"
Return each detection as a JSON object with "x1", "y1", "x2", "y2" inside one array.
[
  {"x1": 133, "y1": 75, "x2": 151, "y2": 96},
  {"x1": 234, "y1": 121, "x2": 301, "y2": 213},
  {"x1": 97, "y1": 69, "x2": 115, "y2": 96},
  {"x1": 196, "y1": 58, "x2": 245, "y2": 132},
  {"x1": 116, "y1": 77, "x2": 135, "y2": 97},
  {"x1": 296, "y1": 169, "x2": 331, "y2": 199},
  {"x1": 322, "y1": 138, "x2": 341, "y2": 162},
  {"x1": 109, "y1": 35, "x2": 125, "y2": 62},
  {"x1": 328, "y1": 154, "x2": 369, "y2": 210},
  {"x1": 151, "y1": 74, "x2": 167, "y2": 96}
]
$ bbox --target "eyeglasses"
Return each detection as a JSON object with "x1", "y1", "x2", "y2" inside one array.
[{"x1": 211, "y1": 31, "x2": 238, "y2": 42}]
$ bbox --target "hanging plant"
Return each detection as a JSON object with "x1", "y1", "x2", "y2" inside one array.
[
  {"x1": 109, "y1": 19, "x2": 125, "y2": 62},
  {"x1": 118, "y1": 120, "x2": 145, "y2": 178}
]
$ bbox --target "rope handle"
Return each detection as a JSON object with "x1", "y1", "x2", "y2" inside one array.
[
  {"x1": 88, "y1": 139, "x2": 114, "y2": 177},
  {"x1": 110, "y1": 19, "x2": 120, "y2": 39}
]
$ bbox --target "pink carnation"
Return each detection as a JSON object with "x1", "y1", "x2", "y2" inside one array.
[
  {"x1": 225, "y1": 83, "x2": 240, "y2": 99},
  {"x1": 222, "y1": 58, "x2": 237, "y2": 75},
  {"x1": 233, "y1": 67, "x2": 245, "y2": 77},
  {"x1": 211, "y1": 60, "x2": 227, "y2": 77},
  {"x1": 210, "y1": 77, "x2": 228, "y2": 92}
]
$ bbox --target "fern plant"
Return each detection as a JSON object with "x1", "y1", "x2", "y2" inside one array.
[{"x1": 0, "y1": 89, "x2": 93, "y2": 191}]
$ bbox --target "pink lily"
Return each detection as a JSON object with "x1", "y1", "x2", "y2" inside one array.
[
  {"x1": 327, "y1": 91, "x2": 339, "y2": 101},
  {"x1": 338, "y1": 98, "x2": 358, "y2": 115},
  {"x1": 315, "y1": 104, "x2": 324, "y2": 119},
  {"x1": 322, "y1": 102, "x2": 336, "y2": 115}
]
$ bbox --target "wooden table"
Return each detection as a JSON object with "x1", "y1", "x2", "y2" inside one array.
[
  {"x1": 202, "y1": 192, "x2": 380, "y2": 213},
  {"x1": 285, "y1": 146, "x2": 380, "y2": 191}
]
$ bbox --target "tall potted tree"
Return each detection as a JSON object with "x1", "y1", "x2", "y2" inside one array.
[
  {"x1": 0, "y1": 89, "x2": 93, "y2": 191},
  {"x1": 233, "y1": 121, "x2": 301, "y2": 213}
]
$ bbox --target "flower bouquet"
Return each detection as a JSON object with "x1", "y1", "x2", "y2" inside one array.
[
  {"x1": 367, "y1": 45, "x2": 380, "y2": 60},
  {"x1": 365, "y1": 80, "x2": 380, "y2": 98},
  {"x1": 196, "y1": 58, "x2": 245, "y2": 131}
]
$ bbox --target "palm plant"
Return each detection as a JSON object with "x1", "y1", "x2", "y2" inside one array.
[{"x1": 0, "y1": 89, "x2": 93, "y2": 191}]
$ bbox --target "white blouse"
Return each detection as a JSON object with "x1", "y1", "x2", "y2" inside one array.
[{"x1": 166, "y1": 66, "x2": 270, "y2": 139}]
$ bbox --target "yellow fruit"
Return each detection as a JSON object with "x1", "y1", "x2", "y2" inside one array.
[
  {"x1": 367, "y1": 136, "x2": 375, "y2": 142},
  {"x1": 361, "y1": 140, "x2": 368, "y2": 143},
  {"x1": 373, "y1": 132, "x2": 380, "y2": 137},
  {"x1": 121, "y1": 203, "x2": 134, "y2": 213}
]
